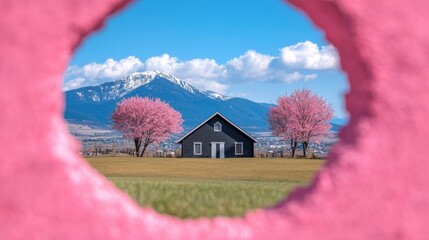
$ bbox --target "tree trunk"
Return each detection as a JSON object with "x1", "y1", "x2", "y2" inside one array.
[
  {"x1": 293, "y1": 141, "x2": 297, "y2": 158},
  {"x1": 134, "y1": 138, "x2": 142, "y2": 157},
  {"x1": 139, "y1": 144, "x2": 149, "y2": 158},
  {"x1": 290, "y1": 139, "x2": 298, "y2": 158},
  {"x1": 302, "y1": 141, "x2": 308, "y2": 158}
]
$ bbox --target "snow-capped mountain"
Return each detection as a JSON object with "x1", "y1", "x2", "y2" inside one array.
[
  {"x1": 71, "y1": 70, "x2": 229, "y2": 102},
  {"x1": 203, "y1": 91, "x2": 230, "y2": 101},
  {"x1": 65, "y1": 71, "x2": 270, "y2": 131},
  {"x1": 64, "y1": 71, "x2": 346, "y2": 132}
]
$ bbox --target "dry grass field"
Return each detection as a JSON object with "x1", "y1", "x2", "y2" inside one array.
[{"x1": 86, "y1": 157, "x2": 325, "y2": 218}]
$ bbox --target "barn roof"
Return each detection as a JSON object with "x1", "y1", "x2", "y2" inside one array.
[{"x1": 176, "y1": 112, "x2": 258, "y2": 143}]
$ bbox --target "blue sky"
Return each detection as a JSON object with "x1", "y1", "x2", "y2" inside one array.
[{"x1": 66, "y1": 0, "x2": 349, "y2": 118}]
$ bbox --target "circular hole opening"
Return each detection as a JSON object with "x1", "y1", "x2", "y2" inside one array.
[{"x1": 64, "y1": 0, "x2": 349, "y2": 219}]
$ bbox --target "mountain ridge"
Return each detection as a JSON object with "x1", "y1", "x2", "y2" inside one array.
[
  {"x1": 68, "y1": 70, "x2": 229, "y2": 103},
  {"x1": 65, "y1": 71, "x2": 271, "y2": 131},
  {"x1": 65, "y1": 71, "x2": 347, "y2": 132}
]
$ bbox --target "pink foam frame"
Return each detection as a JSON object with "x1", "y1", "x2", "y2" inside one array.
[{"x1": 0, "y1": 0, "x2": 428, "y2": 239}]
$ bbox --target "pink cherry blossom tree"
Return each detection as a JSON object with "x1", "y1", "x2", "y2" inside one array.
[
  {"x1": 288, "y1": 89, "x2": 333, "y2": 158},
  {"x1": 269, "y1": 89, "x2": 333, "y2": 158},
  {"x1": 111, "y1": 97, "x2": 183, "y2": 157},
  {"x1": 268, "y1": 96, "x2": 299, "y2": 158}
]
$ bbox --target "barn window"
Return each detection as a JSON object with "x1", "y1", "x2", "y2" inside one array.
[
  {"x1": 214, "y1": 122, "x2": 222, "y2": 132},
  {"x1": 235, "y1": 142, "x2": 243, "y2": 155},
  {"x1": 193, "y1": 142, "x2": 202, "y2": 155}
]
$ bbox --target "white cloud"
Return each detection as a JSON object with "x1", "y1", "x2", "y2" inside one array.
[
  {"x1": 179, "y1": 58, "x2": 227, "y2": 80},
  {"x1": 82, "y1": 56, "x2": 144, "y2": 79},
  {"x1": 63, "y1": 77, "x2": 85, "y2": 91},
  {"x1": 304, "y1": 73, "x2": 318, "y2": 81},
  {"x1": 280, "y1": 41, "x2": 338, "y2": 70},
  {"x1": 277, "y1": 72, "x2": 318, "y2": 83},
  {"x1": 144, "y1": 54, "x2": 181, "y2": 74},
  {"x1": 144, "y1": 54, "x2": 227, "y2": 92},
  {"x1": 144, "y1": 54, "x2": 227, "y2": 82},
  {"x1": 64, "y1": 56, "x2": 144, "y2": 89},
  {"x1": 226, "y1": 50, "x2": 274, "y2": 79},
  {"x1": 64, "y1": 41, "x2": 338, "y2": 92}
]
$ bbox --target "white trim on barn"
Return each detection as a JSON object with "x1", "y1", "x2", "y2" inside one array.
[
  {"x1": 176, "y1": 112, "x2": 258, "y2": 143},
  {"x1": 214, "y1": 122, "x2": 222, "y2": 132},
  {"x1": 193, "y1": 142, "x2": 202, "y2": 155},
  {"x1": 235, "y1": 142, "x2": 243, "y2": 155},
  {"x1": 211, "y1": 142, "x2": 225, "y2": 158}
]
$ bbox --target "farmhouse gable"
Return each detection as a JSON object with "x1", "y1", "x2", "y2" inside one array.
[{"x1": 177, "y1": 112, "x2": 257, "y2": 158}]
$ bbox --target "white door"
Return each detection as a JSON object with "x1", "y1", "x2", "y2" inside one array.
[{"x1": 211, "y1": 142, "x2": 225, "y2": 158}]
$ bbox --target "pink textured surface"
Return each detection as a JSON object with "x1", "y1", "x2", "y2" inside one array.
[{"x1": 1, "y1": 0, "x2": 428, "y2": 239}]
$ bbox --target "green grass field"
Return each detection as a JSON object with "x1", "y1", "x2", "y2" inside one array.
[{"x1": 87, "y1": 157, "x2": 324, "y2": 218}]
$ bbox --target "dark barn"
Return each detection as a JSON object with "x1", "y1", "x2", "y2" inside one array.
[{"x1": 177, "y1": 112, "x2": 257, "y2": 158}]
